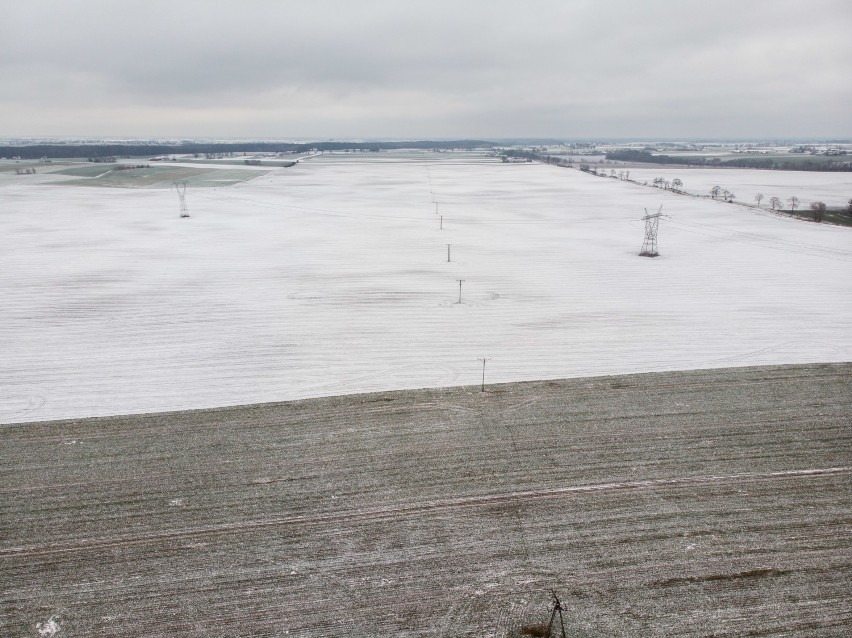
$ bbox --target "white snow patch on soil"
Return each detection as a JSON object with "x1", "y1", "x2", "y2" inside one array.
[{"x1": 36, "y1": 617, "x2": 60, "y2": 637}]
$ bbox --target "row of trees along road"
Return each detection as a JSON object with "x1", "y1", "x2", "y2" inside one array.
[{"x1": 643, "y1": 177, "x2": 844, "y2": 224}]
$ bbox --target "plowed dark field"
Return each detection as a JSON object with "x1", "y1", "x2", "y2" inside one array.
[{"x1": 3, "y1": 363, "x2": 851, "y2": 637}]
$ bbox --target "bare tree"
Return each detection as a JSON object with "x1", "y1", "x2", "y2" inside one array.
[
  {"x1": 672, "y1": 178, "x2": 683, "y2": 192},
  {"x1": 769, "y1": 196, "x2": 782, "y2": 210},
  {"x1": 810, "y1": 201, "x2": 827, "y2": 222},
  {"x1": 754, "y1": 193, "x2": 764, "y2": 207},
  {"x1": 711, "y1": 185, "x2": 721, "y2": 199},
  {"x1": 787, "y1": 195, "x2": 800, "y2": 212}
]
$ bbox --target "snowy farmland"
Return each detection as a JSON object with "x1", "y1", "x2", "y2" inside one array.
[{"x1": 1, "y1": 151, "x2": 851, "y2": 423}]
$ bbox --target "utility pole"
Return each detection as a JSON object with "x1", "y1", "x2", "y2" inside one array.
[
  {"x1": 447, "y1": 243, "x2": 452, "y2": 262},
  {"x1": 456, "y1": 279, "x2": 465, "y2": 304},
  {"x1": 478, "y1": 357, "x2": 490, "y2": 392},
  {"x1": 440, "y1": 215, "x2": 443, "y2": 230}
]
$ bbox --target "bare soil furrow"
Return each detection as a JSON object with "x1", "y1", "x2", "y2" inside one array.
[
  {"x1": 2, "y1": 363, "x2": 851, "y2": 637},
  {"x1": 4, "y1": 466, "x2": 847, "y2": 560}
]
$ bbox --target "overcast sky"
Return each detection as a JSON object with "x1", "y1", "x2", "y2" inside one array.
[{"x1": 2, "y1": 0, "x2": 850, "y2": 140}]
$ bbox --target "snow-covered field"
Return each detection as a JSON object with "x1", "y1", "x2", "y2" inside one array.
[
  {"x1": 625, "y1": 166, "x2": 852, "y2": 208},
  {"x1": 2, "y1": 152, "x2": 851, "y2": 423}
]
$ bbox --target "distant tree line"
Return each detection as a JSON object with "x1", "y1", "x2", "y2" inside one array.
[
  {"x1": 501, "y1": 149, "x2": 574, "y2": 166},
  {"x1": 0, "y1": 140, "x2": 496, "y2": 160},
  {"x1": 113, "y1": 164, "x2": 149, "y2": 171},
  {"x1": 604, "y1": 149, "x2": 852, "y2": 172}
]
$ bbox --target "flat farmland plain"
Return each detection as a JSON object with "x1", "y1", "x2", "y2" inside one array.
[
  {"x1": 3, "y1": 363, "x2": 850, "y2": 637},
  {"x1": 2, "y1": 152, "x2": 852, "y2": 424}
]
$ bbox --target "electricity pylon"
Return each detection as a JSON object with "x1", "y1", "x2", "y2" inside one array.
[
  {"x1": 174, "y1": 181, "x2": 190, "y2": 218},
  {"x1": 640, "y1": 205, "x2": 662, "y2": 256},
  {"x1": 544, "y1": 591, "x2": 568, "y2": 638}
]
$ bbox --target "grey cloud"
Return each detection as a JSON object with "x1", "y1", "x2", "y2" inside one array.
[{"x1": 2, "y1": 0, "x2": 850, "y2": 138}]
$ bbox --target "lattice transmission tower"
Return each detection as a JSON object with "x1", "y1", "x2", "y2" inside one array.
[
  {"x1": 543, "y1": 591, "x2": 568, "y2": 638},
  {"x1": 639, "y1": 205, "x2": 662, "y2": 256},
  {"x1": 174, "y1": 181, "x2": 190, "y2": 218}
]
